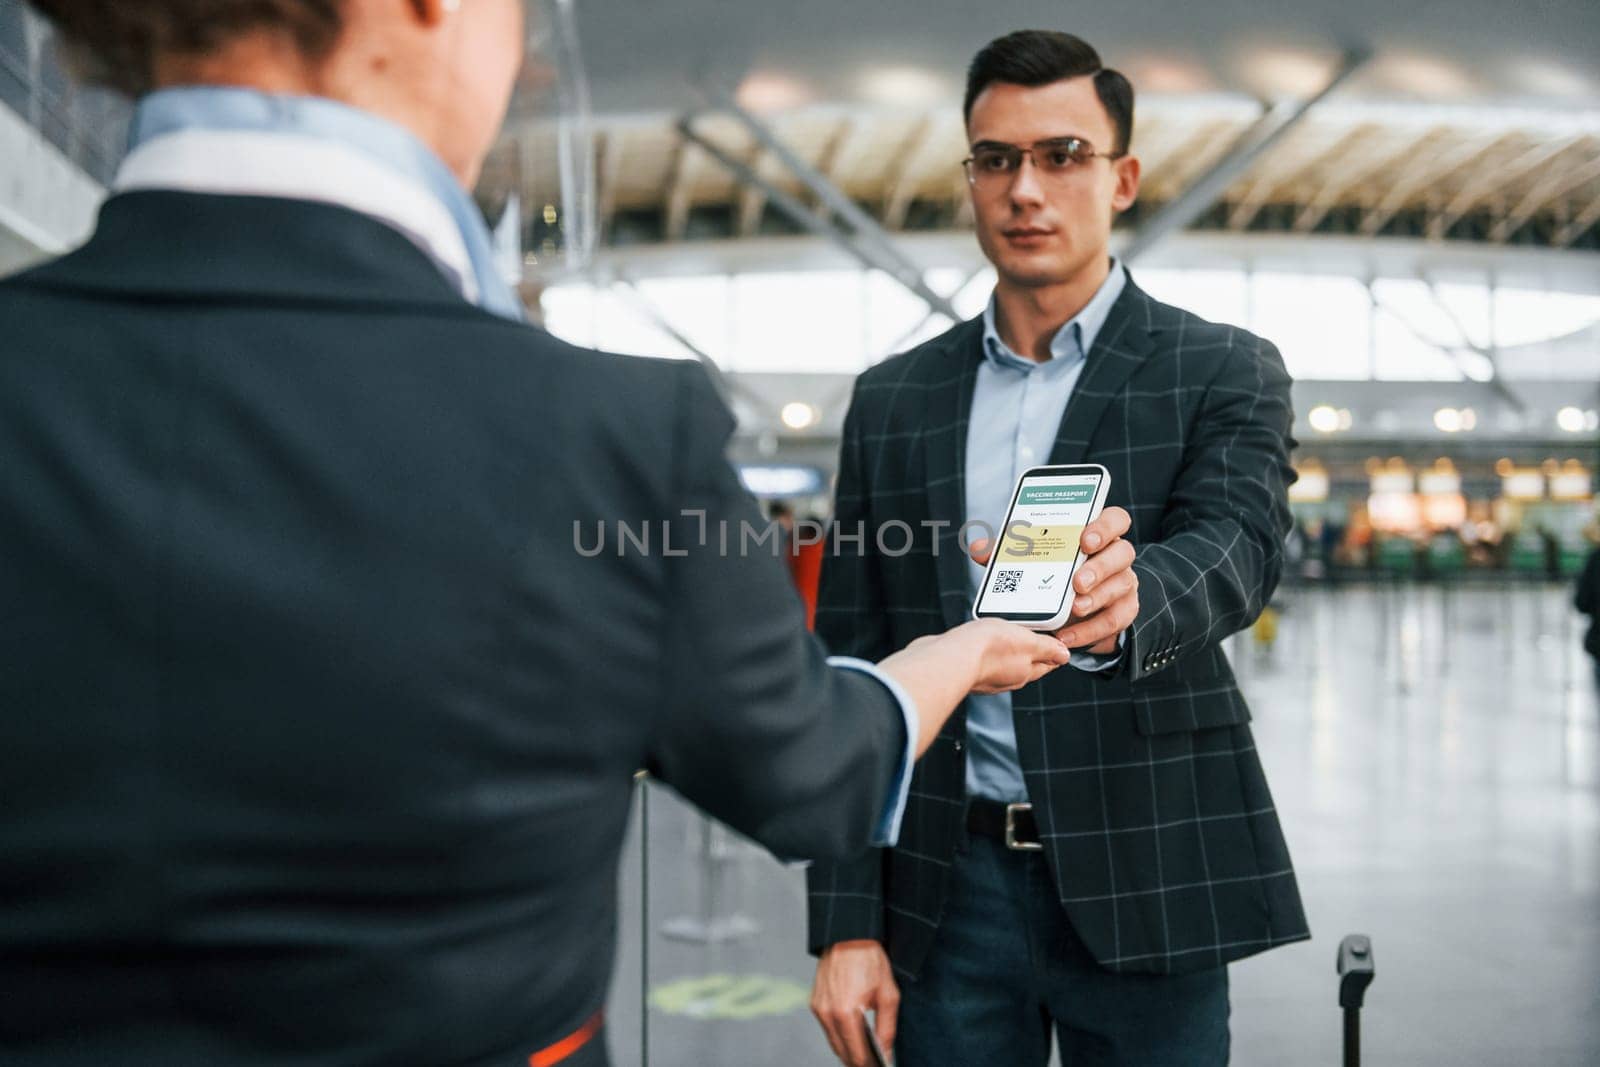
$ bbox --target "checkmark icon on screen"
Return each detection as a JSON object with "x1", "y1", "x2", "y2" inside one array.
[{"x1": 1041, "y1": 575, "x2": 1057, "y2": 585}]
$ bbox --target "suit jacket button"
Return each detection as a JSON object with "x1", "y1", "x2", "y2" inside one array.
[{"x1": 953, "y1": 740, "x2": 964, "y2": 752}]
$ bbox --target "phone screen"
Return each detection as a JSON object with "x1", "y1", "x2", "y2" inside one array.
[{"x1": 975, "y1": 470, "x2": 1104, "y2": 621}]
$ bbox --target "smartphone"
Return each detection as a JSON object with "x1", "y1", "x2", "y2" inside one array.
[
  {"x1": 972, "y1": 464, "x2": 1111, "y2": 631},
  {"x1": 860, "y1": 1006, "x2": 892, "y2": 1067}
]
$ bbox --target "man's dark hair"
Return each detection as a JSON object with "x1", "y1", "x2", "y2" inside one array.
[
  {"x1": 964, "y1": 30, "x2": 1135, "y2": 156},
  {"x1": 26, "y1": 0, "x2": 346, "y2": 96}
]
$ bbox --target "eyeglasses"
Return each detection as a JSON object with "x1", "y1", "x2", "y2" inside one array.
[{"x1": 962, "y1": 137, "x2": 1126, "y2": 188}]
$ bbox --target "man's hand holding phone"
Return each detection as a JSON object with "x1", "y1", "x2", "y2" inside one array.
[
  {"x1": 812, "y1": 940, "x2": 898, "y2": 1067},
  {"x1": 971, "y1": 505, "x2": 1138, "y2": 655}
]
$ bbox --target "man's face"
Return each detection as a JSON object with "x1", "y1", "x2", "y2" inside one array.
[{"x1": 965, "y1": 77, "x2": 1140, "y2": 290}]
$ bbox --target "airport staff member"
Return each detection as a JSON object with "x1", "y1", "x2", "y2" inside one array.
[
  {"x1": 0, "y1": 2, "x2": 1083, "y2": 1064},
  {"x1": 808, "y1": 31, "x2": 1310, "y2": 1067}
]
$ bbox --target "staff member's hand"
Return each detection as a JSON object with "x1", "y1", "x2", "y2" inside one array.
[
  {"x1": 812, "y1": 939, "x2": 897, "y2": 1066},
  {"x1": 969, "y1": 505, "x2": 1139, "y2": 655}
]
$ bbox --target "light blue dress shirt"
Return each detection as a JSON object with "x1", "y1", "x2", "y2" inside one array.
[{"x1": 964, "y1": 262, "x2": 1128, "y2": 802}]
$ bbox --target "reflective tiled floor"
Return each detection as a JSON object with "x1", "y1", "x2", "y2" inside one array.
[{"x1": 606, "y1": 583, "x2": 1600, "y2": 1066}]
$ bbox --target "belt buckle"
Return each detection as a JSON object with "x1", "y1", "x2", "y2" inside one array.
[{"x1": 1004, "y1": 802, "x2": 1041, "y2": 851}]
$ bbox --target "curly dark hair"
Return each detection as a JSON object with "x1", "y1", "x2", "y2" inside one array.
[{"x1": 26, "y1": 0, "x2": 346, "y2": 95}]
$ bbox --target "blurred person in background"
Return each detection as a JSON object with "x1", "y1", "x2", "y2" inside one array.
[
  {"x1": 768, "y1": 499, "x2": 825, "y2": 627},
  {"x1": 790, "y1": 511, "x2": 829, "y2": 630},
  {"x1": 768, "y1": 499, "x2": 798, "y2": 547},
  {"x1": 1576, "y1": 541, "x2": 1600, "y2": 690},
  {"x1": 807, "y1": 30, "x2": 1307, "y2": 1067},
  {"x1": 0, "y1": 2, "x2": 1089, "y2": 1064}
]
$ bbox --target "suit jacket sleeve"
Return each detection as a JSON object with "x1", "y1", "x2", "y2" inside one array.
[
  {"x1": 1126, "y1": 334, "x2": 1296, "y2": 686},
  {"x1": 648, "y1": 362, "x2": 908, "y2": 862},
  {"x1": 805, "y1": 380, "x2": 893, "y2": 952}
]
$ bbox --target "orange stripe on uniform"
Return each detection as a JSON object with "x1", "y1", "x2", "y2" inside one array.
[{"x1": 529, "y1": 1011, "x2": 604, "y2": 1067}]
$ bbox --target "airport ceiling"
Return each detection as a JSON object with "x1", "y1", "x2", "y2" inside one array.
[
  {"x1": 483, "y1": 0, "x2": 1600, "y2": 257},
  {"x1": 566, "y1": 0, "x2": 1600, "y2": 114}
]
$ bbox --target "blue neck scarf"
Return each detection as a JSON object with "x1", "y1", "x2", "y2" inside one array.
[{"x1": 127, "y1": 86, "x2": 525, "y2": 322}]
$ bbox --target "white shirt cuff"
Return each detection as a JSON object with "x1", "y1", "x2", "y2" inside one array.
[{"x1": 827, "y1": 655, "x2": 918, "y2": 848}]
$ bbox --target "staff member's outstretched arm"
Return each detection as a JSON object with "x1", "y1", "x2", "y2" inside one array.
[{"x1": 646, "y1": 363, "x2": 1069, "y2": 862}]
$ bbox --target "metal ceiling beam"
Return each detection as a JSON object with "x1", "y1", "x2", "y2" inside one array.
[
  {"x1": 1422, "y1": 275, "x2": 1500, "y2": 378},
  {"x1": 678, "y1": 116, "x2": 960, "y2": 322},
  {"x1": 952, "y1": 172, "x2": 976, "y2": 229},
  {"x1": 1357, "y1": 129, "x2": 1514, "y2": 236},
  {"x1": 1140, "y1": 121, "x2": 1234, "y2": 201},
  {"x1": 814, "y1": 115, "x2": 862, "y2": 208},
  {"x1": 1553, "y1": 188, "x2": 1600, "y2": 248},
  {"x1": 1488, "y1": 149, "x2": 1600, "y2": 243},
  {"x1": 1427, "y1": 134, "x2": 1583, "y2": 239},
  {"x1": 595, "y1": 130, "x2": 627, "y2": 242},
  {"x1": 1226, "y1": 124, "x2": 1365, "y2": 232},
  {"x1": 1291, "y1": 130, "x2": 1421, "y2": 233},
  {"x1": 1120, "y1": 47, "x2": 1371, "y2": 263},
  {"x1": 735, "y1": 116, "x2": 857, "y2": 238},
  {"x1": 882, "y1": 115, "x2": 939, "y2": 232},
  {"x1": 1128, "y1": 119, "x2": 1194, "y2": 189},
  {"x1": 700, "y1": 98, "x2": 956, "y2": 312},
  {"x1": 663, "y1": 136, "x2": 698, "y2": 242},
  {"x1": 1364, "y1": 281, "x2": 1524, "y2": 410},
  {"x1": 736, "y1": 144, "x2": 768, "y2": 237},
  {"x1": 881, "y1": 263, "x2": 988, "y2": 358}
]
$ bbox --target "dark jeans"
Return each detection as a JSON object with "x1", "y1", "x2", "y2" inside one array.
[{"x1": 896, "y1": 834, "x2": 1230, "y2": 1067}]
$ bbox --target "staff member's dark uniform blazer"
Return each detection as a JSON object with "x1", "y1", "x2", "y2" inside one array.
[
  {"x1": 807, "y1": 279, "x2": 1311, "y2": 979},
  {"x1": 0, "y1": 192, "x2": 909, "y2": 1066}
]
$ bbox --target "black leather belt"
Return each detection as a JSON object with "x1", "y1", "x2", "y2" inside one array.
[{"x1": 966, "y1": 798, "x2": 1042, "y2": 851}]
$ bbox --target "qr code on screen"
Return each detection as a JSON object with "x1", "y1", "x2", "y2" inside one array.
[{"x1": 993, "y1": 569, "x2": 1023, "y2": 594}]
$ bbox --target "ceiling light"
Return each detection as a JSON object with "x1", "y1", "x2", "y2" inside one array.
[
  {"x1": 1557, "y1": 407, "x2": 1588, "y2": 433},
  {"x1": 735, "y1": 71, "x2": 812, "y2": 113},
  {"x1": 1433, "y1": 408, "x2": 1462, "y2": 433},
  {"x1": 1308, "y1": 404, "x2": 1341, "y2": 434},
  {"x1": 858, "y1": 66, "x2": 950, "y2": 106},
  {"x1": 1240, "y1": 48, "x2": 1337, "y2": 98},
  {"x1": 781, "y1": 402, "x2": 820, "y2": 431},
  {"x1": 1372, "y1": 52, "x2": 1474, "y2": 98},
  {"x1": 1126, "y1": 56, "x2": 1213, "y2": 94},
  {"x1": 1508, "y1": 59, "x2": 1592, "y2": 99}
]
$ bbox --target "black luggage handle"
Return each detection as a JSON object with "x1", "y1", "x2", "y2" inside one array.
[{"x1": 1337, "y1": 934, "x2": 1376, "y2": 1067}]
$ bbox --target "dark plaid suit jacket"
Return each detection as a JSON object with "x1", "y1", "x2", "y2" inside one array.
[{"x1": 806, "y1": 272, "x2": 1311, "y2": 979}]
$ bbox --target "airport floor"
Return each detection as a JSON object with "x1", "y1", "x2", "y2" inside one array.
[{"x1": 604, "y1": 583, "x2": 1600, "y2": 1066}]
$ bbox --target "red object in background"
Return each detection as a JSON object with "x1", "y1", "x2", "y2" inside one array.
[{"x1": 788, "y1": 538, "x2": 824, "y2": 630}]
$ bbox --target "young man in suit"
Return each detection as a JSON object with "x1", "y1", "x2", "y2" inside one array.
[{"x1": 808, "y1": 30, "x2": 1309, "y2": 1067}]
